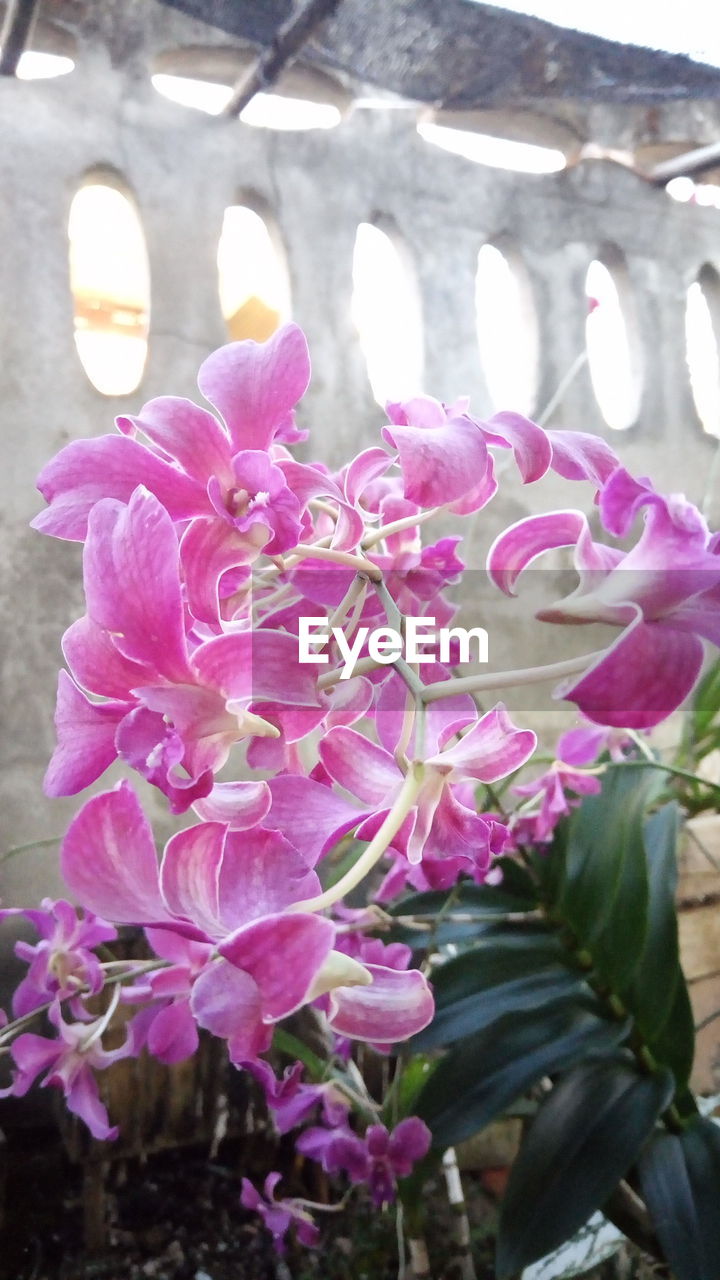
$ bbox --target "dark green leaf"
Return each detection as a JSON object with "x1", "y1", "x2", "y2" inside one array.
[
  {"x1": 386, "y1": 872, "x2": 539, "y2": 922},
  {"x1": 529, "y1": 820, "x2": 568, "y2": 900},
  {"x1": 413, "y1": 966, "x2": 587, "y2": 1050},
  {"x1": 415, "y1": 1004, "x2": 628, "y2": 1148},
  {"x1": 496, "y1": 1058, "x2": 675, "y2": 1277},
  {"x1": 629, "y1": 804, "x2": 682, "y2": 1038},
  {"x1": 638, "y1": 1118, "x2": 720, "y2": 1280},
  {"x1": 559, "y1": 766, "x2": 663, "y2": 990},
  {"x1": 645, "y1": 979, "x2": 695, "y2": 1090}
]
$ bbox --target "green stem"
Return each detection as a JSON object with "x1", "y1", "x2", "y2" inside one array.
[
  {"x1": 616, "y1": 759, "x2": 720, "y2": 799},
  {"x1": 289, "y1": 764, "x2": 426, "y2": 913},
  {"x1": 0, "y1": 836, "x2": 62, "y2": 863},
  {"x1": 0, "y1": 959, "x2": 169, "y2": 1047}
]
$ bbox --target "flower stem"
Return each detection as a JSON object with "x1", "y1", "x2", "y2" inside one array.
[
  {"x1": 289, "y1": 763, "x2": 426, "y2": 913},
  {"x1": 284, "y1": 543, "x2": 382, "y2": 580},
  {"x1": 419, "y1": 650, "x2": 606, "y2": 703},
  {"x1": 362, "y1": 505, "x2": 446, "y2": 550},
  {"x1": 0, "y1": 960, "x2": 168, "y2": 1047}
]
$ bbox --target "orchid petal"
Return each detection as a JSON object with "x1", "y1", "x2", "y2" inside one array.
[
  {"x1": 190, "y1": 959, "x2": 270, "y2": 1061},
  {"x1": 216, "y1": 828, "x2": 322, "y2": 930},
  {"x1": 487, "y1": 510, "x2": 588, "y2": 595},
  {"x1": 193, "y1": 780, "x2": 271, "y2": 829},
  {"x1": 61, "y1": 782, "x2": 174, "y2": 926},
  {"x1": 146, "y1": 1001, "x2": 199, "y2": 1064},
  {"x1": 386, "y1": 396, "x2": 446, "y2": 429},
  {"x1": 119, "y1": 396, "x2": 233, "y2": 487},
  {"x1": 219, "y1": 914, "x2": 335, "y2": 1020},
  {"x1": 160, "y1": 822, "x2": 225, "y2": 938},
  {"x1": 65, "y1": 1068, "x2": 119, "y2": 1141},
  {"x1": 192, "y1": 630, "x2": 319, "y2": 708},
  {"x1": 445, "y1": 457, "x2": 498, "y2": 515},
  {"x1": 319, "y1": 727, "x2": 400, "y2": 805},
  {"x1": 44, "y1": 672, "x2": 129, "y2": 796},
  {"x1": 62, "y1": 615, "x2": 150, "y2": 699},
  {"x1": 268, "y1": 775, "x2": 363, "y2": 864},
  {"x1": 328, "y1": 965, "x2": 434, "y2": 1042},
  {"x1": 667, "y1": 601, "x2": 720, "y2": 648},
  {"x1": 83, "y1": 489, "x2": 192, "y2": 683},
  {"x1": 598, "y1": 468, "x2": 657, "y2": 537},
  {"x1": 344, "y1": 448, "x2": 395, "y2": 506},
  {"x1": 482, "y1": 410, "x2": 552, "y2": 483},
  {"x1": 330, "y1": 499, "x2": 366, "y2": 552},
  {"x1": 548, "y1": 430, "x2": 619, "y2": 488},
  {"x1": 383, "y1": 416, "x2": 490, "y2": 509},
  {"x1": 278, "y1": 459, "x2": 344, "y2": 507},
  {"x1": 558, "y1": 617, "x2": 705, "y2": 729},
  {"x1": 31, "y1": 435, "x2": 206, "y2": 541},
  {"x1": 325, "y1": 677, "x2": 374, "y2": 729},
  {"x1": 428, "y1": 704, "x2": 537, "y2": 782},
  {"x1": 181, "y1": 517, "x2": 259, "y2": 625},
  {"x1": 197, "y1": 324, "x2": 310, "y2": 452},
  {"x1": 375, "y1": 665, "x2": 475, "y2": 757},
  {"x1": 115, "y1": 705, "x2": 214, "y2": 813}
]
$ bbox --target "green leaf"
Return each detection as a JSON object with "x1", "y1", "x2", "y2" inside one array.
[
  {"x1": 415, "y1": 1004, "x2": 628, "y2": 1148},
  {"x1": 272, "y1": 1027, "x2": 328, "y2": 1081},
  {"x1": 638, "y1": 1118, "x2": 720, "y2": 1280},
  {"x1": 690, "y1": 657, "x2": 720, "y2": 742},
  {"x1": 628, "y1": 804, "x2": 682, "y2": 1039},
  {"x1": 529, "y1": 819, "x2": 568, "y2": 901},
  {"x1": 412, "y1": 965, "x2": 588, "y2": 1050},
  {"x1": 387, "y1": 872, "x2": 540, "y2": 921},
  {"x1": 559, "y1": 766, "x2": 663, "y2": 991},
  {"x1": 645, "y1": 979, "x2": 695, "y2": 1090},
  {"x1": 495, "y1": 1058, "x2": 675, "y2": 1277},
  {"x1": 383, "y1": 1054, "x2": 437, "y2": 1126},
  {"x1": 385, "y1": 873, "x2": 541, "y2": 947}
]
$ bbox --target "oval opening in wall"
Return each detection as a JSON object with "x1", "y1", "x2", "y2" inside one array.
[
  {"x1": 351, "y1": 220, "x2": 424, "y2": 405},
  {"x1": 685, "y1": 264, "x2": 720, "y2": 438},
  {"x1": 151, "y1": 46, "x2": 349, "y2": 127},
  {"x1": 68, "y1": 179, "x2": 150, "y2": 396},
  {"x1": 585, "y1": 254, "x2": 642, "y2": 431},
  {"x1": 475, "y1": 242, "x2": 539, "y2": 415},
  {"x1": 217, "y1": 204, "x2": 291, "y2": 342}
]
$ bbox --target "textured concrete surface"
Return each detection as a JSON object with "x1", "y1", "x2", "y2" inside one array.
[{"x1": 2, "y1": 1, "x2": 720, "y2": 914}]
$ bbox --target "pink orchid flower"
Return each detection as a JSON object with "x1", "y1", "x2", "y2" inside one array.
[
  {"x1": 31, "y1": 325, "x2": 365, "y2": 623},
  {"x1": 243, "y1": 1058, "x2": 348, "y2": 1135},
  {"x1": 45, "y1": 486, "x2": 320, "y2": 812},
  {"x1": 268, "y1": 699, "x2": 534, "y2": 893},
  {"x1": 0, "y1": 899, "x2": 116, "y2": 1018},
  {"x1": 240, "y1": 1173, "x2": 319, "y2": 1253},
  {"x1": 488, "y1": 468, "x2": 720, "y2": 728},
  {"x1": 556, "y1": 719, "x2": 635, "y2": 766},
  {"x1": 60, "y1": 783, "x2": 434, "y2": 1060},
  {"x1": 31, "y1": 324, "x2": 312, "y2": 544},
  {"x1": 123, "y1": 929, "x2": 214, "y2": 1065},
  {"x1": 299, "y1": 1118, "x2": 431, "y2": 1208},
  {"x1": 513, "y1": 763, "x2": 602, "y2": 845},
  {"x1": 0, "y1": 1002, "x2": 131, "y2": 1140}
]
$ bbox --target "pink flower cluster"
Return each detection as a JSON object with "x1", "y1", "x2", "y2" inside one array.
[{"x1": 2, "y1": 321, "x2": 719, "y2": 1244}]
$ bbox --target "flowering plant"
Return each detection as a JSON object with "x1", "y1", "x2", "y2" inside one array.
[{"x1": 2, "y1": 323, "x2": 720, "y2": 1276}]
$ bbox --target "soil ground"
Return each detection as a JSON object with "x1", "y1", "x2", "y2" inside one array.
[{"x1": 0, "y1": 1128, "x2": 498, "y2": 1280}]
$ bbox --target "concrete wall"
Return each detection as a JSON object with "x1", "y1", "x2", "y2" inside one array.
[{"x1": 2, "y1": 3, "x2": 720, "y2": 908}]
